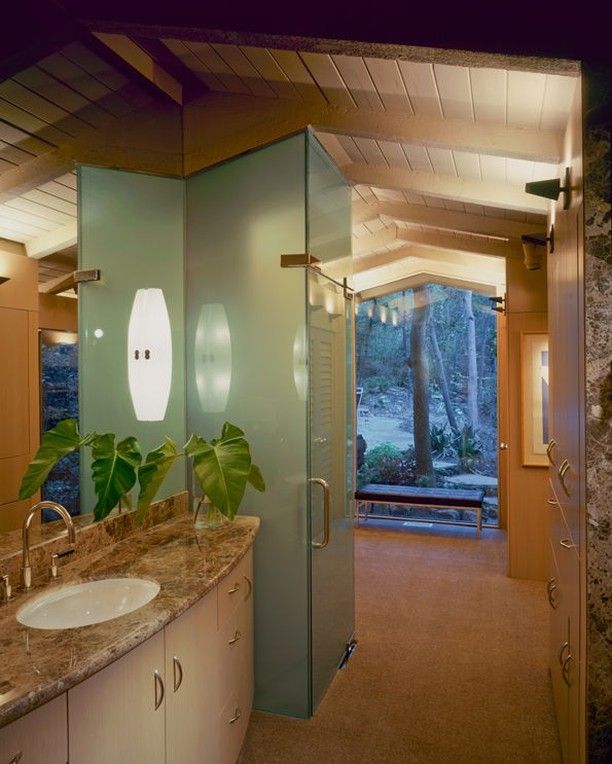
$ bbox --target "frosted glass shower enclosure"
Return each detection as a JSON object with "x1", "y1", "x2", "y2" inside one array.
[{"x1": 186, "y1": 132, "x2": 354, "y2": 717}]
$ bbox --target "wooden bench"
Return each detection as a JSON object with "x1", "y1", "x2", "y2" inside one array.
[{"x1": 355, "y1": 484, "x2": 486, "y2": 536}]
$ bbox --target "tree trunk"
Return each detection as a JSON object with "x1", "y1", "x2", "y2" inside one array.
[
  {"x1": 401, "y1": 290, "x2": 409, "y2": 357},
  {"x1": 463, "y1": 290, "x2": 479, "y2": 430},
  {"x1": 428, "y1": 314, "x2": 460, "y2": 436},
  {"x1": 411, "y1": 286, "x2": 435, "y2": 481}
]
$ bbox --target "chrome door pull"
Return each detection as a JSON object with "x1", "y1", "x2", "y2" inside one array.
[
  {"x1": 310, "y1": 477, "x2": 330, "y2": 549},
  {"x1": 228, "y1": 583, "x2": 240, "y2": 594},
  {"x1": 243, "y1": 574, "x2": 253, "y2": 599},
  {"x1": 154, "y1": 670, "x2": 165, "y2": 710},
  {"x1": 172, "y1": 656, "x2": 183, "y2": 693},
  {"x1": 229, "y1": 707, "x2": 242, "y2": 724},
  {"x1": 228, "y1": 630, "x2": 242, "y2": 645}
]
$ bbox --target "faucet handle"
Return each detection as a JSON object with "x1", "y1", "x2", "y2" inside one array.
[
  {"x1": 1, "y1": 574, "x2": 12, "y2": 603},
  {"x1": 50, "y1": 547, "x2": 76, "y2": 579}
]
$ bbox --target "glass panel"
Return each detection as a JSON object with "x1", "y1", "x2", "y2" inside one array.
[
  {"x1": 78, "y1": 166, "x2": 186, "y2": 513},
  {"x1": 306, "y1": 134, "x2": 355, "y2": 712},
  {"x1": 185, "y1": 134, "x2": 310, "y2": 717}
]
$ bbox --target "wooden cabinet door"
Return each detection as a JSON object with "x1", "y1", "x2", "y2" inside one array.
[
  {"x1": 0, "y1": 695, "x2": 67, "y2": 764},
  {"x1": 68, "y1": 630, "x2": 166, "y2": 764},
  {"x1": 165, "y1": 588, "x2": 219, "y2": 764}
]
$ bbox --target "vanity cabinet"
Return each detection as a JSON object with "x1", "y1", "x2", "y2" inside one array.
[
  {"x1": 0, "y1": 695, "x2": 67, "y2": 764},
  {"x1": 68, "y1": 549, "x2": 253, "y2": 764}
]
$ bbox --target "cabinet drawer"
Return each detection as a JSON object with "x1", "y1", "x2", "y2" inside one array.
[
  {"x1": 0, "y1": 695, "x2": 68, "y2": 764},
  {"x1": 218, "y1": 598, "x2": 254, "y2": 709},
  {"x1": 218, "y1": 670, "x2": 253, "y2": 764},
  {"x1": 218, "y1": 549, "x2": 253, "y2": 629},
  {"x1": 548, "y1": 478, "x2": 578, "y2": 555}
]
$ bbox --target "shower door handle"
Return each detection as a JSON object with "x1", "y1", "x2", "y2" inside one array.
[{"x1": 310, "y1": 478, "x2": 330, "y2": 549}]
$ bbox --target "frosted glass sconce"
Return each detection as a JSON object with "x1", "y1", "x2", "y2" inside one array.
[
  {"x1": 293, "y1": 325, "x2": 308, "y2": 401},
  {"x1": 195, "y1": 303, "x2": 232, "y2": 412},
  {"x1": 127, "y1": 288, "x2": 172, "y2": 421}
]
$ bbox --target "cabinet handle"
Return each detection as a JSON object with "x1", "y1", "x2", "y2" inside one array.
[
  {"x1": 228, "y1": 629, "x2": 242, "y2": 645},
  {"x1": 547, "y1": 498, "x2": 559, "y2": 506},
  {"x1": 228, "y1": 583, "x2": 240, "y2": 594},
  {"x1": 547, "y1": 580, "x2": 559, "y2": 610},
  {"x1": 558, "y1": 641, "x2": 570, "y2": 666},
  {"x1": 173, "y1": 656, "x2": 183, "y2": 693},
  {"x1": 243, "y1": 575, "x2": 253, "y2": 600},
  {"x1": 558, "y1": 459, "x2": 571, "y2": 496},
  {"x1": 154, "y1": 670, "x2": 165, "y2": 710},
  {"x1": 560, "y1": 538, "x2": 576, "y2": 549},
  {"x1": 8, "y1": 753, "x2": 22, "y2": 764},
  {"x1": 228, "y1": 707, "x2": 242, "y2": 724},
  {"x1": 562, "y1": 653, "x2": 573, "y2": 687},
  {"x1": 546, "y1": 439, "x2": 557, "y2": 465}
]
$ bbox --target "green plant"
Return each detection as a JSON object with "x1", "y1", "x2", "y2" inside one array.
[
  {"x1": 19, "y1": 419, "x2": 265, "y2": 524},
  {"x1": 453, "y1": 424, "x2": 483, "y2": 472},
  {"x1": 357, "y1": 442, "x2": 417, "y2": 487},
  {"x1": 430, "y1": 424, "x2": 451, "y2": 456}
]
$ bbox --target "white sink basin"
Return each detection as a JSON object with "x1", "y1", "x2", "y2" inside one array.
[{"x1": 17, "y1": 578, "x2": 160, "y2": 630}]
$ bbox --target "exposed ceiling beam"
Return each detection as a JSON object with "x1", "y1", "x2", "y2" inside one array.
[
  {"x1": 353, "y1": 200, "x2": 544, "y2": 239},
  {"x1": 352, "y1": 225, "x2": 398, "y2": 255},
  {"x1": 396, "y1": 229, "x2": 521, "y2": 258},
  {"x1": 92, "y1": 33, "x2": 184, "y2": 104},
  {"x1": 25, "y1": 221, "x2": 77, "y2": 259},
  {"x1": 344, "y1": 163, "x2": 549, "y2": 214},
  {"x1": 314, "y1": 115, "x2": 562, "y2": 164}
]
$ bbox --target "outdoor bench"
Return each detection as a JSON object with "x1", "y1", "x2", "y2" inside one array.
[{"x1": 355, "y1": 484, "x2": 486, "y2": 536}]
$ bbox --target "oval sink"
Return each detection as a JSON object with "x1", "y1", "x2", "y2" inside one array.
[{"x1": 17, "y1": 578, "x2": 160, "y2": 630}]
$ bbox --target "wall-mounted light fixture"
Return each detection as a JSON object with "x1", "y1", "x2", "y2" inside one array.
[
  {"x1": 127, "y1": 288, "x2": 172, "y2": 421},
  {"x1": 525, "y1": 167, "x2": 571, "y2": 210},
  {"x1": 521, "y1": 226, "x2": 555, "y2": 271},
  {"x1": 194, "y1": 303, "x2": 232, "y2": 413}
]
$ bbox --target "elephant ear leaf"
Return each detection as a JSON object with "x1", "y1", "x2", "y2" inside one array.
[
  {"x1": 91, "y1": 434, "x2": 142, "y2": 521},
  {"x1": 19, "y1": 419, "x2": 95, "y2": 500},
  {"x1": 136, "y1": 438, "x2": 180, "y2": 524},
  {"x1": 247, "y1": 463, "x2": 266, "y2": 493}
]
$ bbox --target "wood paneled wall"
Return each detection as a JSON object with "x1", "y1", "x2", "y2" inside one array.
[
  {"x1": 505, "y1": 255, "x2": 549, "y2": 580},
  {"x1": 0, "y1": 241, "x2": 40, "y2": 532},
  {"x1": 39, "y1": 294, "x2": 78, "y2": 332}
]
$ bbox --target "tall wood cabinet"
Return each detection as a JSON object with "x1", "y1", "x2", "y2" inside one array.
[{"x1": 546, "y1": 80, "x2": 585, "y2": 764}]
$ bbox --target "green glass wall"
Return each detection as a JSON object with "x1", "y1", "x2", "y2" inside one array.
[
  {"x1": 78, "y1": 166, "x2": 186, "y2": 511},
  {"x1": 185, "y1": 134, "x2": 310, "y2": 716}
]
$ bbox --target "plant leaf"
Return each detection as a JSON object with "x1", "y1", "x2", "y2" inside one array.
[
  {"x1": 91, "y1": 434, "x2": 142, "y2": 521},
  {"x1": 136, "y1": 438, "x2": 180, "y2": 524},
  {"x1": 19, "y1": 419, "x2": 95, "y2": 500},
  {"x1": 247, "y1": 463, "x2": 266, "y2": 492},
  {"x1": 187, "y1": 425, "x2": 251, "y2": 520}
]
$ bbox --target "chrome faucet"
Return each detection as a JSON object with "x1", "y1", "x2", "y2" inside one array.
[{"x1": 22, "y1": 501, "x2": 76, "y2": 590}]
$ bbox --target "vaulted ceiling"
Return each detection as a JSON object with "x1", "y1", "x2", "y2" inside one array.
[{"x1": 0, "y1": 10, "x2": 580, "y2": 294}]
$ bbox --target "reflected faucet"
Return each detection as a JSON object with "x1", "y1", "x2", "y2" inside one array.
[{"x1": 22, "y1": 501, "x2": 76, "y2": 590}]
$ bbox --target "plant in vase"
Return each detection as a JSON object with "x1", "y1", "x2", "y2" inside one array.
[{"x1": 19, "y1": 419, "x2": 265, "y2": 526}]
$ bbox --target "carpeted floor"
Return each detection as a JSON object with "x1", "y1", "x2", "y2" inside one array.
[{"x1": 239, "y1": 522, "x2": 561, "y2": 763}]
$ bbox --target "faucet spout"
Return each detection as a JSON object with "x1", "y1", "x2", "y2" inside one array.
[{"x1": 22, "y1": 501, "x2": 76, "y2": 590}]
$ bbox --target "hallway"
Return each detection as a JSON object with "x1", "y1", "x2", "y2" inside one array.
[{"x1": 240, "y1": 524, "x2": 561, "y2": 763}]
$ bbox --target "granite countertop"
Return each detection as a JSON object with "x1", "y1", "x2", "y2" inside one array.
[{"x1": 0, "y1": 513, "x2": 260, "y2": 728}]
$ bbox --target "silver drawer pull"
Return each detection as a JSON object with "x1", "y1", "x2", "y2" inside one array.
[
  {"x1": 173, "y1": 656, "x2": 183, "y2": 693},
  {"x1": 154, "y1": 670, "x2": 165, "y2": 710},
  {"x1": 558, "y1": 459, "x2": 571, "y2": 496},
  {"x1": 560, "y1": 538, "x2": 575, "y2": 549},
  {"x1": 228, "y1": 583, "x2": 240, "y2": 594},
  {"x1": 9, "y1": 753, "x2": 23, "y2": 764},
  {"x1": 558, "y1": 640, "x2": 570, "y2": 666},
  {"x1": 243, "y1": 574, "x2": 253, "y2": 600},
  {"x1": 229, "y1": 707, "x2": 242, "y2": 724},
  {"x1": 547, "y1": 498, "x2": 559, "y2": 506},
  {"x1": 562, "y1": 653, "x2": 573, "y2": 687},
  {"x1": 546, "y1": 439, "x2": 557, "y2": 461},
  {"x1": 228, "y1": 630, "x2": 242, "y2": 645}
]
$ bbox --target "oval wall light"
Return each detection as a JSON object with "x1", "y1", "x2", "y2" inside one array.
[
  {"x1": 194, "y1": 303, "x2": 232, "y2": 413},
  {"x1": 127, "y1": 288, "x2": 172, "y2": 421}
]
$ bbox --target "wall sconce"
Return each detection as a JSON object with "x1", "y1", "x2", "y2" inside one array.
[
  {"x1": 292, "y1": 325, "x2": 308, "y2": 401},
  {"x1": 525, "y1": 167, "x2": 571, "y2": 210},
  {"x1": 127, "y1": 288, "x2": 172, "y2": 421},
  {"x1": 521, "y1": 226, "x2": 555, "y2": 271},
  {"x1": 194, "y1": 303, "x2": 232, "y2": 413}
]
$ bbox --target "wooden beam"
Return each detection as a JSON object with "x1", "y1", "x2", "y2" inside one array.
[
  {"x1": 353, "y1": 200, "x2": 544, "y2": 239},
  {"x1": 396, "y1": 229, "x2": 522, "y2": 258},
  {"x1": 92, "y1": 33, "x2": 183, "y2": 104},
  {"x1": 352, "y1": 225, "x2": 398, "y2": 255},
  {"x1": 344, "y1": 163, "x2": 550, "y2": 214},
  {"x1": 25, "y1": 222, "x2": 77, "y2": 259}
]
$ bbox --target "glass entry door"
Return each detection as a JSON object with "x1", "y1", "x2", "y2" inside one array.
[{"x1": 308, "y1": 268, "x2": 355, "y2": 711}]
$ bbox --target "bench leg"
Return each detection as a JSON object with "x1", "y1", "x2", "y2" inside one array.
[{"x1": 477, "y1": 507, "x2": 482, "y2": 538}]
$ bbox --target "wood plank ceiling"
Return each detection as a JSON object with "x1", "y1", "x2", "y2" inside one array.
[{"x1": 0, "y1": 33, "x2": 578, "y2": 292}]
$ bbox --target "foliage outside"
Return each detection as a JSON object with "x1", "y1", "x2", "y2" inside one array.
[{"x1": 19, "y1": 419, "x2": 265, "y2": 523}]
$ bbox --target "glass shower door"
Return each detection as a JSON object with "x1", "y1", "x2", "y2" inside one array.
[{"x1": 308, "y1": 268, "x2": 355, "y2": 712}]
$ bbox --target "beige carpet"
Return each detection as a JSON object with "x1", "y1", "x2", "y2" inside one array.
[{"x1": 239, "y1": 523, "x2": 561, "y2": 763}]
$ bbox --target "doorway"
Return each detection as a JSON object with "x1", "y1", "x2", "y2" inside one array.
[{"x1": 355, "y1": 281, "x2": 501, "y2": 531}]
